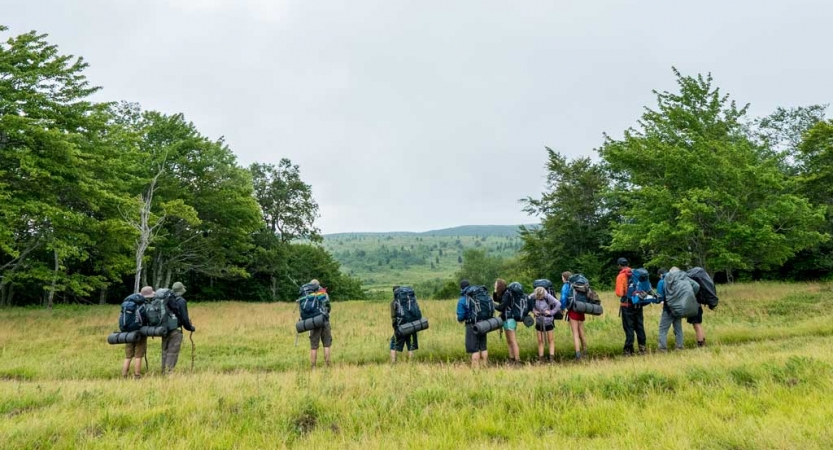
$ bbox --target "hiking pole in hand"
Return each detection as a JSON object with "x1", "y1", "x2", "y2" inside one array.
[{"x1": 189, "y1": 331, "x2": 195, "y2": 372}]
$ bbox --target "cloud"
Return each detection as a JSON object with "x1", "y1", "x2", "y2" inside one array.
[{"x1": 163, "y1": 0, "x2": 286, "y2": 22}]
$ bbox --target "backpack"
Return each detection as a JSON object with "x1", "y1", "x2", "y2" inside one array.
[
  {"x1": 565, "y1": 274, "x2": 600, "y2": 310},
  {"x1": 686, "y1": 267, "x2": 718, "y2": 309},
  {"x1": 504, "y1": 282, "x2": 528, "y2": 321},
  {"x1": 298, "y1": 284, "x2": 328, "y2": 321},
  {"x1": 119, "y1": 294, "x2": 146, "y2": 332},
  {"x1": 147, "y1": 288, "x2": 179, "y2": 329},
  {"x1": 465, "y1": 285, "x2": 494, "y2": 322},
  {"x1": 628, "y1": 268, "x2": 658, "y2": 305},
  {"x1": 664, "y1": 270, "x2": 700, "y2": 318},
  {"x1": 533, "y1": 278, "x2": 563, "y2": 320},
  {"x1": 393, "y1": 286, "x2": 422, "y2": 323}
]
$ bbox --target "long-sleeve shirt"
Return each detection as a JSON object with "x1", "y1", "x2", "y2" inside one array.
[
  {"x1": 456, "y1": 293, "x2": 470, "y2": 323},
  {"x1": 530, "y1": 293, "x2": 561, "y2": 327},
  {"x1": 170, "y1": 296, "x2": 195, "y2": 332},
  {"x1": 615, "y1": 267, "x2": 632, "y2": 299}
]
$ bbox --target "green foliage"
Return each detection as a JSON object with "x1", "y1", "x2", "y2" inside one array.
[{"x1": 599, "y1": 69, "x2": 826, "y2": 276}]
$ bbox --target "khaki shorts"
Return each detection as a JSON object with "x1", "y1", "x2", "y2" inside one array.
[
  {"x1": 309, "y1": 322, "x2": 332, "y2": 350},
  {"x1": 124, "y1": 336, "x2": 148, "y2": 358}
]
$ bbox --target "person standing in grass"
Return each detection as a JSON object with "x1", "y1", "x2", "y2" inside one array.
[
  {"x1": 456, "y1": 279, "x2": 488, "y2": 368},
  {"x1": 390, "y1": 285, "x2": 420, "y2": 363},
  {"x1": 561, "y1": 271, "x2": 587, "y2": 360},
  {"x1": 162, "y1": 281, "x2": 196, "y2": 373},
  {"x1": 121, "y1": 286, "x2": 155, "y2": 379},
  {"x1": 616, "y1": 258, "x2": 646, "y2": 356},
  {"x1": 531, "y1": 286, "x2": 560, "y2": 362},
  {"x1": 656, "y1": 268, "x2": 684, "y2": 352},
  {"x1": 304, "y1": 279, "x2": 332, "y2": 368},
  {"x1": 492, "y1": 279, "x2": 520, "y2": 365}
]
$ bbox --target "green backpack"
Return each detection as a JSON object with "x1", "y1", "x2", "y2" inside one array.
[{"x1": 150, "y1": 288, "x2": 180, "y2": 331}]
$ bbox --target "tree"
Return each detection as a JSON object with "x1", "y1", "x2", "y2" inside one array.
[
  {"x1": 599, "y1": 69, "x2": 826, "y2": 278},
  {"x1": 520, "y1": 148, "x2": 616, "y2": 286},
  {"x1": 250, "y1": 159, "x2": 320, "y2": 243}
]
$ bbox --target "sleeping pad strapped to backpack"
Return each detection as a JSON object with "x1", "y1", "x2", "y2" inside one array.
[
  {"x1": 686, "y1": 267, "x2": 719, "y2": 310},
  {"x1": 394, "y1": 286, "x2": 422, "y2": 324},
  {"x1": 565, "y1": 274, "x2": 603, "y2": 316},
  {"x1": 298, "y1": 283, "x2": 329, "y2": 321},
  {"x1": 663, "y1": 270, "x2": 700, "y2": 318}
]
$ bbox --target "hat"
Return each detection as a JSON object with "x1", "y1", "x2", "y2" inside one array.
[
  {"x1": 140, "y1": 286, "x2": 155, "y2": 298},
  {"x1": 172, "y1": 282, "x2": 186, "y2": 295},
  {"x1": 617, "y1": 257, "x2": 629, "y2": 266},
  {"x1": 460, "y1": 279, "x2": 470, "y2": 290}
]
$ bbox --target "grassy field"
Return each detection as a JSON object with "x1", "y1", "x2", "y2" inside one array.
[
  {"x1": 322, "y1": 228, "x2": 523, "y2": 293},
  {"x1": 1, "y1": 282, "x2": 832, "y2": 448}
]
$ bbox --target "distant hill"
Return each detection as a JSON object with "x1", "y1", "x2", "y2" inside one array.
[{"x1": 322, "y1": 224, "x2": 532, "y2": 296}]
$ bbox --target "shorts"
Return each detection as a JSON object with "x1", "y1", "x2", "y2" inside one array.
[
  {"x1": 535, "y1": 323, "x2": 554, "y2": 332},
  {"x1": 124, "y1": 336, "x2": 148, "y2": 358},
  {"x1": 465, "y1": 324, "x2": 488, "y2": 353},
  {"x1": 390, "y1": 332, "x2": 419, "y2": 352},
  {"x1": 568, "y1": 310, "x2": 586, "y2": 322},
  {"x1": 687, "y1": 306, "x2": 704, "y2": 325},
  {"x1": 309, "y1": 322, "x2": 332, "y2": 350},
  {"x1": 503, "y1": 318, "x2": 517, "y2": 331}
]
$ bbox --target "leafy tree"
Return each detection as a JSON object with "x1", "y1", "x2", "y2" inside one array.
[
  {"x1": 250, "y1": 159, "x2": 320, "y2": 243},
  {"x1": 599, "y1": 69, "x2": 826, "y2": 278}
]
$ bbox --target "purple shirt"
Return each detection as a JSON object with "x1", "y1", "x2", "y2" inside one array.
[{"x1": 529, "y1": 293, "x2": 560, "y2": 327}]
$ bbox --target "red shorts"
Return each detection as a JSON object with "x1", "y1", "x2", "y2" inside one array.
[{"x1": 568, "y1": 310, "x2": 586, "y2": 322}]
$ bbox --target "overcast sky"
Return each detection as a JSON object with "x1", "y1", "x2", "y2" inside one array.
[{"x1": 4, "y1": 0, "x2": 832, "y2": 233}]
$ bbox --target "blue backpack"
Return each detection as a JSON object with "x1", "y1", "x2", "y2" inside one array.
[
  {"x1": 298, "y1": 283, "x2": 328, "y2": 320},
  {"x1": 119, "y1": 294, "x2": 146, "y2": 332},
  {"x1": 629, "y1": 268, "x2": 658, "y2": 305},
  {"x1": 465, "y1": 285, "x2": 494, "y2": 322},
  {"x1": 394, "y1": 287, "x2": 422, "y2": 323}
]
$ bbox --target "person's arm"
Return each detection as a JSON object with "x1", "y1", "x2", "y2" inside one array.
[
  {"x1": 495, "y1": 291, "x2": 510, "y2": 312},
  {"x1": 560, "y1": 283, "x2": 570, "y2": 309},
  {"x1": 657, "y1": 279, "x2": 665, "y2": 302},
  {"x1": 176, "y1": 298, "x2": 195, "y2": 332},
  {"x1": 456, "y1": 297, "x2": 468, "y2": 323},
  {"x1": 546, "y1": 293, "x2": 561, "y2": 315},
  {"x1": 390, "y1": 300, "x2": 397, "y2": 327},
  {"x1": 615, "y1": 273, "x2": 627, "y2": 298}
]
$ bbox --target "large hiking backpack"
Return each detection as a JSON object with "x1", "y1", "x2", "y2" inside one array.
[
  {"x1": 298, "y1": 283, "x2": 328, "y2": 320},
  {"x1": 504, "y1": 282, "x2": 528, "y2": 321},
  {"x1": 628, "y1": 268, "x2": 658, "y2": 306},
  {"x1": 146, "y1": 288, "x2": 175, "y2": 327},
  {"x1": 686, "y1": 267, "x2": 718, "y2": 309},
  {"x1": 465, "y1": 285, "x2": 494, "y2": 322},
  {"x1": 664, "y1": 270, "x2": 700, "y2": 318},
  {"x1": 532, "y1": 279, "x2": 563, "y2": 320},
  {"x1": 394, "y1": 286, "x2": 422, "y2": 323},
  {"x1": 119, "y1": 294, "x2": 146, "y2": 332},
  {"x1": 565, "y1": 274, "x2": 603, "y2": 315}
]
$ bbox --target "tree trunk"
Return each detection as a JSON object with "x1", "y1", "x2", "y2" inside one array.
[
  {"x1": 163, "y1": 268, "x2": 172, "y2": 289},
  {"x1": 99, "y1": 285, "x2": 108, "y2": 305},
  {"x1": 141, "y1": 264, "x2": 148, "y2": 290},
  {"x1": 270, "y1": 275, "x2": 278, "y2": 301},
  {"x1": 725, "y1": 268, "x2": 734, "y2": 284},
  {"x1": 0, "y1": 282, "x2": 7, "y2": 307},
  {"x1": 47, "y1": 249, "x2": 58, "y2": 310},
  {"x1": 6, "y1": 282, "x2": 14, "y2": 306}
]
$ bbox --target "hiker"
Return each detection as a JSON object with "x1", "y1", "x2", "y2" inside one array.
[
  {"x1": 531, "y1": 286, "x2": 560, "y2": 362},
  {"x1": 616, "y1": 258, "x2": 646, "y2": 355},
  {"x1": 161, "y1": 281, "x2": 196, "y2": 373},
  {"x1": 493, "y1": 279, "x2": 521, "y2": 365},
  {"x1": 121, "y1": 286, "x2": 154, "y2": 379},
  {"x1": 456, "y1": 279, "x2": 488, "y2": 368},
  {"x1": 689, "y1": 299, "x2": 707, "y2": 347},
  {"x1": 301, "y1": 279, "x2": 332, "y2": 368},
  {"x1": 656, "y1": 268, "x2": 683, "y2": 351},
  {"x1": 390, "y1": 285, "x2": 420, "y2": 363},
  {"x1": 561, "y1": 271, "x2": 587, "y2": 360}
]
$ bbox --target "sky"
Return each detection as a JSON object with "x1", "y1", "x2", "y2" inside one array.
[{"x1": 3, "y1": 0, "x2": 832, "y2": 233}]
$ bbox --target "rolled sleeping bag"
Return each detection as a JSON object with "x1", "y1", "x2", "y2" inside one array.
[
  {"x1": 571, "y1": 301, "x2": 603, "y2": 316},
  {"x1": 522, "y1": 315, "x2": 535, "y2": 328},
  {"x1": 106, "y1": 331, "x2": 142, "y2": 345},
  {"x1": 139, "y1": 326, "x2": 168, "y2": 337},
  {"x1": 295, "y1": 314, "x2": 327, "y2": 333},
  {"x1": 396, "y1": 318, "x2": 429, "y2": 337},
  {"x1": 472, "y1": 317, "x2": 503, "y2": 335}
]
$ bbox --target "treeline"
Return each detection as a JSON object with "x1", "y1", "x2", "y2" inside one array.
[
  {"x1": 0, "y1": 26, "x2": 362, "y2": 307},
  {"x1": 416, "y1": 70, "x2": 832, "y2": 297}
]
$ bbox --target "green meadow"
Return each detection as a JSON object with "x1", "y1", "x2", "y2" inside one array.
[{"x1": 2, "y1": 282, "x2": 832, "y2": 449}]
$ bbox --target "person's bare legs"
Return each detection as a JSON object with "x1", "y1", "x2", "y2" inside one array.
[
  {"x1": 471, "y1": 352, "x2": 480, "y2": 368},
  {"x1": 536, "y1": 330, "x2": 544, "y2": 358},
  {"x1": 693, "y1": 323, "x2": 705, "y2": 345},
  {"x1": 390, "y1": 350, "x2": 397, "y2": 363},
  {"x1": 481, "y1": 350, "x2": 488, "y2": 366},
  {"x1": 133, "y1": 357, "x2": 143, "y2": 376},
  {"x1": 310, "y1": 349, "x2": 317, "y2": 367},
  {"x1": 547, "y1": 330, "x2": 555, "y2": 357},
  {"x1": 121, "y1": 359, "x2": 131, "y2": 377},
  {"x1": 407, "y1": 350, "x2": 413, "y2": 361},
  {"x1": 570, "y1": 320, "x2": 582, "y2": 353},
  {"x1": 578, "y1": 323, "x2": 587, "y2": 353},
  {"x1": 323, "y1": 346, "x2": 331, "y2": 366},
  {"x1": 505, "y1": 330, "x2": 518, "y2": 361}
]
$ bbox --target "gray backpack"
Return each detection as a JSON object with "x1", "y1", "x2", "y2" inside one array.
[{"x1": 664, "y1": 271, "x2": 700, "y2": 318}]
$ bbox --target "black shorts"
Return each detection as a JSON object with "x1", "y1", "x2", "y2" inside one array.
[
  {"x1": 465, "y1": 324, "x2": 488, "y2": 353},
  {"x1": 390, "y1": 332, "x2": 419, "y2": 352},
  {"x1": 535, "y1": 323, "x2": 554, "y2": 332},
  {"x1": 687, "y1": 305, "x2": 704, "y2": 325}
]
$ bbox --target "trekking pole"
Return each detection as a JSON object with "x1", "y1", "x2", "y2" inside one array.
[{"x1": 189, "y1": 331, "x2": 195, "y2": 372}]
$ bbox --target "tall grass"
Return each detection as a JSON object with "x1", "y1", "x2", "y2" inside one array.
[{"x1": 1, "y1": 282, "x2": 831, "y2": 448}]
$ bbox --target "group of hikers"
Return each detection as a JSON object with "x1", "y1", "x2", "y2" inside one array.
[
  {"x1": 113, "y1": 282, "x2": 196, "y2": 378},
  {"x1": 292, "y1": 257, "x2": 718, "y2": 369}
]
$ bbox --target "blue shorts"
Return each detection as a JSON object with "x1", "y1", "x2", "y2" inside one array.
[{"x1": 503, "y1": 318, "x2": 517, "y2": 331}]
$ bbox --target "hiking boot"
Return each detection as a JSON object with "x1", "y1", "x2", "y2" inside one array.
[
  {"x1": 638, "y1": 345, "x2": 647, "y2": 355},
  {"x1": 132, "y1": 373, "x2": 142, "y2": 380},
  {"x1": 537, "y1": 356, "x2": 544, "y2": 364},
  {"x1": 697, "y1": 339, "x2": 706, "y2": 347},
  {"x1": 546, "y1": 355, "x2": 553, "y2": 363}
]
